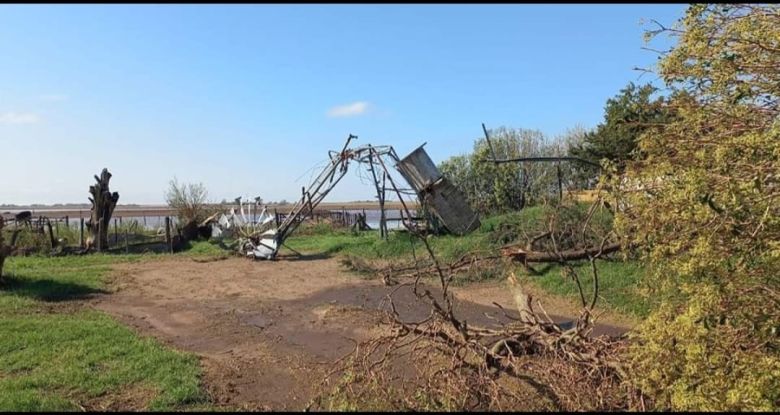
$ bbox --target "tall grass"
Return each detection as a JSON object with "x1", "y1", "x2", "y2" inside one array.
[{"x1": 2, "y1": 218, "x2": 165, "y2": 253}]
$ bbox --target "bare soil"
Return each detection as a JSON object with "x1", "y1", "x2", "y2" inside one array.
[{"x1": 92, "y1": 255, "x2": 629, "y2": 410}]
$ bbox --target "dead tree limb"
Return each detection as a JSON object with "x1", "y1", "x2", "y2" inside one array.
[
  {"x1": 367, "y1": 241, "x2": 623, "y2": 283},
  {"x1": 501, "y1": 242, "x2": 622, "y2": 263}
]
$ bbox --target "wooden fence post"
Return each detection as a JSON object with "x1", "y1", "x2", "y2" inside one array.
[
  {"x1": 165, "y1": 216, "x2": 172, "y2": 254},
  {"x1": 557, "y1": 163, "x2": 563, "y2": 202},
  {"x1": 79, "y1": 217, "x2": 85, "y2": 248},
  {"x1": 46, "y1": 219, "x2": 55, "y2": 250}
]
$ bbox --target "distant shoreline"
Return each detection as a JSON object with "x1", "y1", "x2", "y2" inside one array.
[{"x1": 0, "y1": 201, "x2": 418, "y2": 219}]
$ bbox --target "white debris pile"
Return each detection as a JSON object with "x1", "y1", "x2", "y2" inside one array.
[{"x1": 202, "y1": 198, "x2": 276, "y2": 250}]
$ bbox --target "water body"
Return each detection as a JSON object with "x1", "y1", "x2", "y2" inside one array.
[{"x1": 13, "y1": 210, "x2": 409, "y2": 232}]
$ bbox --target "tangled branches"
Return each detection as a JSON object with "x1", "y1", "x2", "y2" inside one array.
[{"x1": 312, "y1": 197, "x2": 647, "y2": 411}]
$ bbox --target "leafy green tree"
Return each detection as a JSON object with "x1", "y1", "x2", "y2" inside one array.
[
  {"x1": 572, "y1": 82, "x2": 673, "y2": 171},
  {"x1": 612, "y1": 4, "x2": 780, "y2": 410},
  {"x1": 440, "y1": 127, "x2": 593, "y2": 214},
  {"x1": 441, "y1": 127, "x2": 570, "y2": 213}
]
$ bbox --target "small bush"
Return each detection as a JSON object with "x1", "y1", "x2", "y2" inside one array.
[{"x1": 164, "y1": 178, "x2": 215, "y2": 226}]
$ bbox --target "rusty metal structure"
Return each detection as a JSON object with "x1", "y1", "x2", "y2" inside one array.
[
  {"x1": 396, "y1": 144, "x2": 480, "y2": 235},
  {"x1": 238, "y1": 134, "x2": 479, "y2": 260}
]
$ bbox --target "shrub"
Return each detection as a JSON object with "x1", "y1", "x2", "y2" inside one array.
[
  {"x1": 164, "y1": 178, "x2": 215, "y2": 226},
  {"x1": 615, "y1": 4, "x2": 780, "y2": 410}
]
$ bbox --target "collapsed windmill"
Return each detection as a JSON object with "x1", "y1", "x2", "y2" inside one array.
[{"x1": 211, "y1": 135, "x2": 480, "y2": 260}]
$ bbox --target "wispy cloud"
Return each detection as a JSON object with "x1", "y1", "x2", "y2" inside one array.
[
  {"x1": 39, "y1": 94, "x2": 68, "y2": 102},
  {"x1": 0, "y1": 111, "x2": 40, "y2": 125},
  {"x1": 327, "y1": 101, "x2": 370, "y2": 118}
]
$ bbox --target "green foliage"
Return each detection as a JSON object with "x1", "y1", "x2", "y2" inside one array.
[
  {"x1": 615, "y1": 4, "x2": 780, "y2": 410},
  {"x1": 0, "y1": 254, "x2": 206, "y2": 410},
  {"x1": 439, "y1": 127, "x2": 590, "y2": 214},
  {"x1": 288, "y1": 204, "x2": 613, "y2": 264},
  {"x1": 571, "y1": 82, "x2": 673, "y2": 172},
  {"x1": 480, "y1": 202, "x2": 614, "y2": 251},
  {"x1": 4, "y1": 230, "x2": 50, "y2": 254}
]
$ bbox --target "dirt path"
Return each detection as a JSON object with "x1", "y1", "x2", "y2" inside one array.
[{"x1": 93, "y1": 256, "x2": 629, "y2": 410}]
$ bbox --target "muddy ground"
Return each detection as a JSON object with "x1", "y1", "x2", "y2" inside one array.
[{"x1": 91, "y1": 255, "x2": 628, "y2": 410}]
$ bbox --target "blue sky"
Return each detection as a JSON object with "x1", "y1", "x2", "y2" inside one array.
[{"x1": 0, "y1": 4, "x2": 686, "y2": 205}]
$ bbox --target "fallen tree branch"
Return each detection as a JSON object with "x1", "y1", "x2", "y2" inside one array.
[
  {"x1": 500, "y1": 243, "x2": 622, "y2": 263},
  {"x1": 361, "y1": 242, "x2": 623, "y2": 284},
  {"x1": 312, "y1": 183, "x2": 645, "y2": 411},
  {"x1": 317, "y1": 236, "x2": 640, "y2": 410}
]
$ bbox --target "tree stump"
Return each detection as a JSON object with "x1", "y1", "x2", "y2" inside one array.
[
  {"x1": 86, "y1": 168, "x2": 120, "y2": 252},
  {"x1": 0, "y1": 218, "x2": 21, "y2": 282}
]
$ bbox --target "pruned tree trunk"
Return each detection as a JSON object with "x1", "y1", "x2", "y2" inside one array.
[
  {"x1": 45, "y1": 218, "x2": 56, "y2": 250},
  {"x1": 86, "y1": 168, "x2": 119, "y2": 252}
]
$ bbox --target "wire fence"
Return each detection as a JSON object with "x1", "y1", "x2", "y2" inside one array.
[
  {"x1": 0, "y1": 214, "x2": 179, "y2": 254},
  {"x1": 1, "y1": 206, "x2": 423, "y2": 255}
]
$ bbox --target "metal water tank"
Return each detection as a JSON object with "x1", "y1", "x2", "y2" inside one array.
[
  {"x1": 395, "y1": 144, "x2": 442, "y2": 193},
  {"x1": 423, "y1": 177, "x2": 481, "y2": 235},
  {"x1": 395, "y1": 144, "x2": 480, "y2": 235}
]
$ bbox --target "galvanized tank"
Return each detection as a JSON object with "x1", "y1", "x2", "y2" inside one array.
[
  {"x1": 423, "y1": 177, "x2": 481, "y2": 235},
  {"x1": 395, "y1": 144, "x2": 443, "y2": 193},
  {"x1": 396, "y1": 144, "x2": 480, "y2": 235}
]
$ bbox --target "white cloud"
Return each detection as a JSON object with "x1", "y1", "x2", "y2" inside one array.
[
  {"x1": 39, "y1": 94, "x2": 68, "y2": 102},
  {"x1": 327, "y1": 101, "x2": 370, "y2": 118},
  {"x1": 0, "y1": 111, "x2": 40, "y2": 124}
]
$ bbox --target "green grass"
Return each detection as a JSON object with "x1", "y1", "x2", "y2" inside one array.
[
  {"x1": 286, "y1": 203, "x2": 609, "y2": 262},
  {"x1": 0, "y1": 254, "x2": 143, "y2": 310},
  {"x1": 521, "y1": 260, "x2": 650, "y2": 319},
  {"x1": 285, "y1": 227, "x2": 493, "y2": 263},
  {"x1": 0, "y1": 311, "x2": 204, "y2": 411},
  {"x1": 0, "y1": 247, "x2": 225, "y2": 411},
  {"x1": 179, "y1": 239, "x2": 233, "y2": 262}
]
